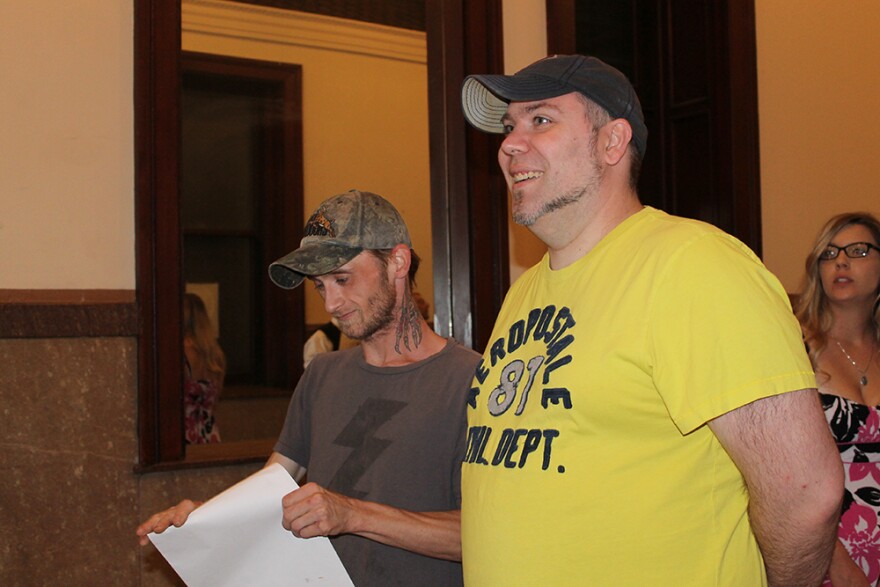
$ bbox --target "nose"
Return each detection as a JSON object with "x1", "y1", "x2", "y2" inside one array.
[
  {"x1": 322, "y1": 285, "x2": 344, "y2": 314},
  {"x1": 500, "y1": 130, "x2": 527, "y2": 157},
  {"x1": 835, "y1": 254, "x2": 850, "y2": 268}
]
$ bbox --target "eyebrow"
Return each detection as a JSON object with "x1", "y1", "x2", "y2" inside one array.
[
  {"x1": 311, "y1": 268, "x2": 353, "y2": 282},
  {"x1": 829, "y1": 241, "x2": 874, "y2": 247},
  {"x1": 501, "y1": 100, "x2": 561, "y2": 126}
]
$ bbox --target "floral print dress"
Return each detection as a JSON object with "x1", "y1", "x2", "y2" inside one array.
[
  {"x1": 822, "y1": 393, "x2": 880, "y2": 586},
  {"x1": 184, "y1": 360, "x2": 221, "y2": 444}
]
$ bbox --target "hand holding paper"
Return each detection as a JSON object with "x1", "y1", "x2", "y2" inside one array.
[{"x1": 147, "y1": 463, "x2": 353, "y2": 586}]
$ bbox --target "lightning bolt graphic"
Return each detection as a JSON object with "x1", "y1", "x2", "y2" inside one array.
[{"x1": 328, "y1": 397, "x2": 407, "y2": 499}]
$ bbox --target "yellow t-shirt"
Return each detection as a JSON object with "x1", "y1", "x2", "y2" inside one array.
[{"x1": 461, "y1": 207, "x2": 815, "y2": 586}]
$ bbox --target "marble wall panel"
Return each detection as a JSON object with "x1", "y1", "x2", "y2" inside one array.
[
  {"x1": 0, "y1": 337, "x2": 263, "y2": 586},
  {"x1": 0, "y1": 337, "x2": 139, "y2": 585}
]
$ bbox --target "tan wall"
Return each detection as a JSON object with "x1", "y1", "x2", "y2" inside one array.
[
  {"x1": 756, "y1": 0, "x2": 880, "y2": 292},
  {"x1": 0, "y1": 1, "x2": 135, "y2": 289}
]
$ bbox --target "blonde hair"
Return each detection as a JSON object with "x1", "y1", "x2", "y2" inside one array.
[
  {"x1": 795, "y1": 212, "x2": 880, "y2": 365},
  {"x1": 183, "y1": 293, "x2": 226, "y2": 386}
]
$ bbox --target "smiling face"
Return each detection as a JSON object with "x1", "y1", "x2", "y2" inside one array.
[
  {"x1": 819, "y1": 223, "x2": 880, "y2": 304},
  {"x1": 498, "y1": 92, "x2": 607, "y2": 227},
  {"x1": 311, "y1": 251, "x2": 397, "y2": 341}
]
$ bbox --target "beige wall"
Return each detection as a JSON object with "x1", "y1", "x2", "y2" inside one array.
[
  {"x1": 756, "y1": 0, "x2": 880, "y2": 292},
  {"x1": 0, "y1": 1, "x2": 135, "y2": 289}
]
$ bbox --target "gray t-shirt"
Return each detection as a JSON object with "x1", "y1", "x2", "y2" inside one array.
[{"x1": 275, "y1": 338, "x2": 480, "y2": 587}]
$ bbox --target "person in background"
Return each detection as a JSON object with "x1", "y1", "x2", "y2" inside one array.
[
  {"x1": 183, "y1": 292, "x2": 225, "y2": 444},
  {"x1": 302, "y1": 316, "x2": 357, "y2": 369},
  {"x1": 139, "y1": 190, "x2": 480, "y2": 587},
  {"x1": 797, "y1": 212, "x2": 880, "y2": 587},
  {"x1": 458, "y1": 54, "x2": 843, "y2": 586}
]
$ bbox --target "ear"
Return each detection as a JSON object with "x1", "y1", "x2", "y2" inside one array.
[
  {"x1": 389, "y1": 244, "x2": 411, "y2": 281},
  {"x1": 601, "y1": 119, "x2": 633, "y2": 166}
]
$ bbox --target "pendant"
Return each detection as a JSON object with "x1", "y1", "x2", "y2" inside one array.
[{"x1": 861, "y1": 375, "x2": 869, "y2": 386}]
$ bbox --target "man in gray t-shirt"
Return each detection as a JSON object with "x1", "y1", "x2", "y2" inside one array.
[{"x1": 138, "y1": 190, "x2": 479, "y2": 587}]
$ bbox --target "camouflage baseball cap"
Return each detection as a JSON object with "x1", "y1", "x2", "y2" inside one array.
[{"x1": 268, "y1": 189, "x2": 412, "y2": 289}]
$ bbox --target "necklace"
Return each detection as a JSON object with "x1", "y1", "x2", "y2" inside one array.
[{"x1": 836, "y1": 340, "x2": 879, "y2": 386}]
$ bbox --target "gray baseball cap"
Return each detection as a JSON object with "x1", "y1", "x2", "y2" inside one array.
[
  {"x1": 268, "y1": 189, "x2": 412, "y2": 289},
  {"x1": 461, "y1": 54, "x2": 648, "y2": 156}
]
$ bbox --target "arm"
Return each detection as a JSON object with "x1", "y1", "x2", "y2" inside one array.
[
  {"x1": 268, "y1": 449, "x2": 460, "y2": 560},
  {"x1": 708, "y1": 388, "x2": 843, "y2": 587},
  {"x1": 280, "y1": 482, "x2": 460, "y2": 561},
  {"x1": 828, "y1": 539, "x2": 871, "y2": 587}
]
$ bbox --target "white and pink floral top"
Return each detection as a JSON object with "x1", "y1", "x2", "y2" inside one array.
[{"x1": 822, "y1": 393, "x2": 880, "y2": 587}]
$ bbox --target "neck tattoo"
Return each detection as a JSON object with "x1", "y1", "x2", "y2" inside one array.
[
  {"x1": 836, "y1": 340, "x2": 879, "y2": 387},
  {"x1": 394, "y1": 294, "x2": 423, "y2": 354}
]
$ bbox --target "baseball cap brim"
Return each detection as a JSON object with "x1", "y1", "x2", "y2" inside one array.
[
  {"x1": 268, "y1": 240, "x2": 362, "y2": 289},
  {"x1": 461, "y1": 75, "x2": 574, "y2": 134}
]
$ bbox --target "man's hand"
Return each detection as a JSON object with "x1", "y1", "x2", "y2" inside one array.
[
  {"x1": 136, "y1": 499, "x2": 201, "y2": 546},
  {"x1": 828, "y1": 540, "x2": 870, "y2": 587},
  {"x1": 279, "y1": 479, "x2": 461, "y2": 559},
  {"x1": 281, "y1": 483, "x2": 357, "y2": 538}
]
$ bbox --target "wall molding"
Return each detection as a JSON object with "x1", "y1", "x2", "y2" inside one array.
[
  {"x1": 0, "y1": 290, "x2": 137, "y2": 338},
  {"x1": 184, "y1": 0, "x2": 427, "y2": 64}
]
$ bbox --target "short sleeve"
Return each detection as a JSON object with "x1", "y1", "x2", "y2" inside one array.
[
  {"x1": 649, "y1": 232, "x2": 815, "y2": 434},
  {"x1": 273, "y1": 371, "x2": 313, "y2": 467}
]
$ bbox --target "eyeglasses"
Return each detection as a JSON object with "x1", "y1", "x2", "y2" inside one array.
[{"x1": 819, "y1": 242, "x2": 880, "y2": 261}]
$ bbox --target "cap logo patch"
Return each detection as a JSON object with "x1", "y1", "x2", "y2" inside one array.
[{"x1": 304, "y1": 210, "x2": 335, "y2": 237}]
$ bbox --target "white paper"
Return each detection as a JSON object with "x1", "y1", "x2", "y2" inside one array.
[{"x1": 149, "y1": 463, "x2": 354, "y2": 586}]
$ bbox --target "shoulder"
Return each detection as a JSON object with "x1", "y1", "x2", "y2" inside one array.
[
  {"x1": 625, "y1": 211, "x2": 772, "y2": 298},
  {"x1": 446, "y1": 339, "x2": 482, "y2": 365},
  {"x1": 423, "y1": 338, "x2": 482, "y2": 376},
  {"x1": 635, "y1": 208, "x2": 756, "y2": 259}
]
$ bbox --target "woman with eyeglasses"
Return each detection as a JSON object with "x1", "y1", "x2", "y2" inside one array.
[{"x1": 796, "y1": 212, "x2": 880, "y2": 587}]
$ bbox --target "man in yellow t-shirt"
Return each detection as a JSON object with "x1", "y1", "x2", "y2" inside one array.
[{"x1": 459, "y1": 54, "x2": 843, "y2": 585}]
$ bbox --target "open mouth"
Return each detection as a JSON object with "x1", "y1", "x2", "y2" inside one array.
[{"x1": 512, "y1": 171, "x2": 543, "y2": 184}]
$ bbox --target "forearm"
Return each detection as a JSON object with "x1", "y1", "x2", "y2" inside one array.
[
  {"x1": 749, "y1": 488, "x2": 840, "y2": 586},
  {"x1": 827, "y1": 538, "x2": 870, "y2": 586},
  {"x1": 345, "y1": 500, "x2": 461, "y2": 561},
  {"x1": 710, "y1": 389, "x2": 843, "y2": 586}
]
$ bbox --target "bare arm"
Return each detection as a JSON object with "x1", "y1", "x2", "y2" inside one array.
[
  {"x1": 280, "y1": 482, "x2": 460, "y2": 560},
  {"x1": 708, "y1": 388, "x2": 843, "y2": 587},
  {"x1": 268, "y1": 451, "x2": 460, "y2": 559},
  {"x1": 828, "y1": 539, "x2": 870, "y2": 587}
]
